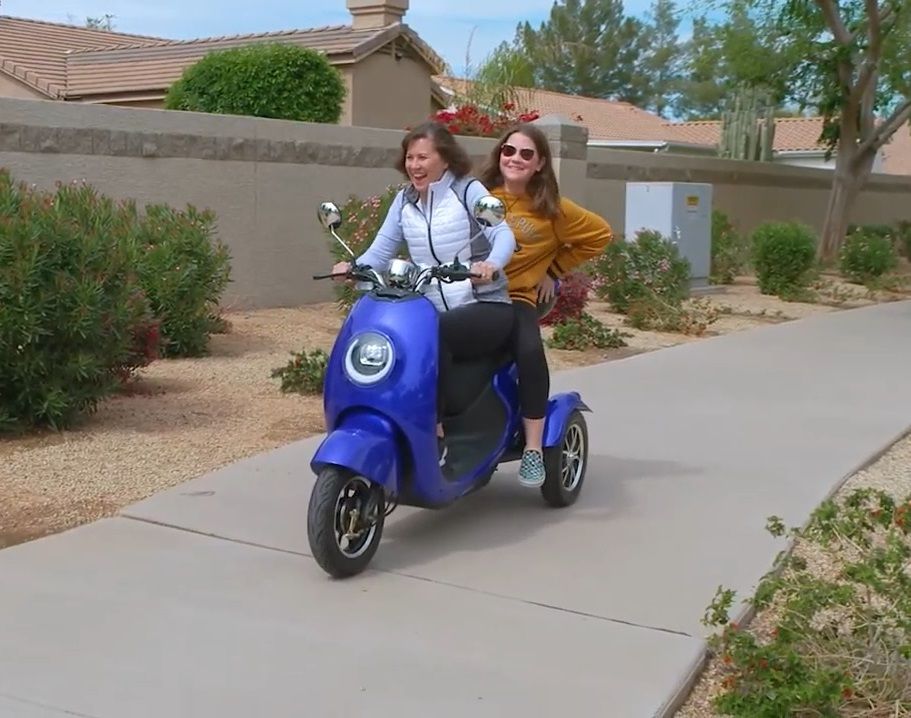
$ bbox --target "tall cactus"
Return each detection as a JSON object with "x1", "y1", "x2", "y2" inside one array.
[{"x1": 718, "y1": 85, "x2": 776, "y2": 162}]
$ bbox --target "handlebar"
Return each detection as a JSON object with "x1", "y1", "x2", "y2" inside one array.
[{"x1": 312, "y1": 264, "x2": 501, "y2": 288}]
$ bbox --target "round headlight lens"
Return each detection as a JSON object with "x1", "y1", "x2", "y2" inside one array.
[{"x1": 344, "y1": 332, "x2": 394, "y2": 385}]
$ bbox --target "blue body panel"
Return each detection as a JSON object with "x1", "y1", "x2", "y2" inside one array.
[{"x1": 310, "y1": 290, "x2": 590, "y2": 507}]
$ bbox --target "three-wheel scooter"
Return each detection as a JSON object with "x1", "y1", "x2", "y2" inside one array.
[{"x1": 307, "y1": 194, "x2": 591, "y2": 578}]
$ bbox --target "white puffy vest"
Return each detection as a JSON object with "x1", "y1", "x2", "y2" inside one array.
[{"x1": 400, "y1": 178, "x2": 476, "y2": 312}]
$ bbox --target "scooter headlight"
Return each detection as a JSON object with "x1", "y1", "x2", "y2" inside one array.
[{"x1": 344, "y1": 331, "x2": 394, "y2": 385}]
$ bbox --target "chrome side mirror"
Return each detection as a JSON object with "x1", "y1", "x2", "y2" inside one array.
[
  {"x1": 317, "y1": 200, "x2": 355, "y2": 258},
  {"x1": 318, "y1": 201, "x2": 342, "y2": 231},
  {"x1": 473, "y1": 195, "x2": 506, "y2": 227}
]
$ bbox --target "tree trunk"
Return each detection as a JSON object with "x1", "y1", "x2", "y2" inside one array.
[{"x1": 816, "y1": 148, "x2": 876, "y2": 264}]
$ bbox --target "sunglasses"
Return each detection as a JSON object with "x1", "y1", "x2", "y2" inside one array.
[{"x1": 500, "y1": 143, "x2": 536, "y2": 161}]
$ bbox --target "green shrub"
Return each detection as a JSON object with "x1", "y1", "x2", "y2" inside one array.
[
  {"x1": 164, "y1": 43, "x2": 346, "y2": 123},
  {"x1": 839, "y1": 228, "x2": 898, "y2": 283},
  {"x1": 590, "y1": 229, "x2": 691, "y2": 313},
  {"x1": 0, "y1": 173, "x2": 152, "y2": 432},
  {"x1": 895, "y1": 220, "x2": 911, "y2": 260},
  {"x1": 325, "y1": 184, "x2": 404, "y2": 314},
  {"x1": 710, "y1": 209, "x2": 749, "y2": 284},
  {"x1": 626, "y1": 295, "x2": 720, "y2": 335},
  {"x1": 751, "y1": 221, "x2": 817, "y2": 297},
  {"x1": 547, "y1": 313, "x2": 628, "y2": 350},
  {"x1": 132, "y1": 203, "x2": 231, "y2": 357},
  {"x1": 703, "y1": 488, "x2": 911, "y2": 716},
  {"x1": 271, "y1": 348, "x2": 328, "y2": 395}
]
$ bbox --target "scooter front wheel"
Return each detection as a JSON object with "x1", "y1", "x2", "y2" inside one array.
[
  {"x1": 541, "y1": 409, "x2": 589, "y2": 508},
  {"x1": 307, "y1": 467, "x2": 385, "y2": 578}
]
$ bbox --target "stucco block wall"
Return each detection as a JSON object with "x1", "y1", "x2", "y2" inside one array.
[
  {"x1": 585, "y1": 145, "x2": 910, "y2": 237},
  {"x1": 1, "y1": 98, "x2": 909, "y2": 310}
]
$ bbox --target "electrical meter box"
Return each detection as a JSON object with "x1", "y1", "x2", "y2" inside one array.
[{"x1": 624, "y1": 182, "x2": 713, "y2": 289}]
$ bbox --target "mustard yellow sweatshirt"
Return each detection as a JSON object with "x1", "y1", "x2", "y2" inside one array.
[{"x1": 491, "y1": 189, "x2": 614, "y2": 307}]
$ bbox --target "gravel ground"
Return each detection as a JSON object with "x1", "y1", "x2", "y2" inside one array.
[{"x1": 674, "y1": 429, "x2": 911, "y2": 717}]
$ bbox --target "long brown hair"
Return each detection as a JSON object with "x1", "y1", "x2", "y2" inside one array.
[
  {"x1": 395, "y1": 121, "x2": 472, "y2": 178},
  {"x1": 479, "y1": 123, "x2": 561, "y2": 219}
]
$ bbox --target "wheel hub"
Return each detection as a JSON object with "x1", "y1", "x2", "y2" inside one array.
[
  {"x1": 561, "y1": 424, "x2": 585, "y2": 491},
  {"x1": 334, "y1": 478, "x2": 379, "y2": 558}
]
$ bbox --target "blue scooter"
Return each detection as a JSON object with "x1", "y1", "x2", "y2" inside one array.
[{"x1": 307, "y1": 195, "x2": 591, "y2": 578}]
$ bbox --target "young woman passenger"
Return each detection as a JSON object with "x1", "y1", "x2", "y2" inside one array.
[
  {"x1": 479, "y1": 123, "x2": 613, "y2": 487},
  {"x1": 331, "y1": 121, "x2": 516, "y2": 470}
]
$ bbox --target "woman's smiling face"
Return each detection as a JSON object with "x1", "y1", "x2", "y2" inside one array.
[
  {"x1": 405, "y1": 137, "x2": 448, "y2": 193},
  {"x1": 499, "y1": 131, "x2": 544, "y2": 188}
]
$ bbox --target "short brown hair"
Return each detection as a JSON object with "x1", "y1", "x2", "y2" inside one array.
[
  {"x1": 479, "y1": 123, "x2": 561, "y2": 219},
  {"x1": 395, "y1": 121, "x2": 472, "y2": 178}
]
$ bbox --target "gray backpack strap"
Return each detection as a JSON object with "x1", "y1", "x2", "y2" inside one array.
[{"x1": 450, "y1": 175, "x2": 489, "y2": 263}]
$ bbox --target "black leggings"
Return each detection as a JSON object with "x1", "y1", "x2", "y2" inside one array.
[
  {"x1": 511, "y1": 300, "x2": 550, "y2": 419},
  {"x1": 438, "y1": 302, "x2": 515, "y2": 419}
]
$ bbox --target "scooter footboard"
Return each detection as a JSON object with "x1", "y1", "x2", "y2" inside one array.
[
  {"x1": 542, "y1": 392, "x2": 591, "y2": 448},
  {"x1": 310, "y1": 411, "x2": 400, "y2": 494}
]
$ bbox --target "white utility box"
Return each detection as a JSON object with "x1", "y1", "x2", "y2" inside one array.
[{"x1": 624, "y1": 182, "x2": 713, "y2": 289}]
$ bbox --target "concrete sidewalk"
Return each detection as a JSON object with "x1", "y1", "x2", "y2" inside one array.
[{"x1": 1, "y1": 299, "x2": 909, "y2": 718}]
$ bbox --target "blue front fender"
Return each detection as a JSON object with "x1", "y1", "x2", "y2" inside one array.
[
  {"x1": 543, "y1": 392, "x2": 591, "y2": 448},
  {"x1": 309, "y1": 411, "x2": 400, "y2": 494}
]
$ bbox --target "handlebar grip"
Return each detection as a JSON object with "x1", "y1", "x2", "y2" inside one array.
[{"x1": 313, "y1": 272, "x2": 349, "y2": 280}]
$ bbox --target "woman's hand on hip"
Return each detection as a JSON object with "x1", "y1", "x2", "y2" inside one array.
[{"x1": 537, "y1": 275, "x2": 556, "y2": 302}]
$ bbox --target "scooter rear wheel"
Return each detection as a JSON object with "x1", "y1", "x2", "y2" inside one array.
[
  {"x1": 307, "y1": 467, "x2": 385, "y2": 578},
  {"x1": 541, "y1": 409, "x2": 588, "y2": 507}
]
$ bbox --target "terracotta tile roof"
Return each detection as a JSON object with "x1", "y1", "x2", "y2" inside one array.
[
  {"x1": 1, "y1": 15, "x2": 445, "y2": 100},
  {"x1": 0, "y1": 15, "x2": 165, "y2": 98},
  {"x1": 669, "y1": 116, "x2": 911, "y2": 174},
  {"x1": 434, "y1": 76, "x2": 686, "y2": 143},
  {"x1": 666, "y1": 116, "x2": 830, "y2": 152}
]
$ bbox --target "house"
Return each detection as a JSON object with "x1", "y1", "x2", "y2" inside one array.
[
  {"x1": 433, "y1": 76, "x2": 715, "y2": 154},
  {"x1": 667, "y1": 116, "x2": 893, "y2": 173},
  {"x1": 0, "y1": 0, "x2": 447, "y2": 130},
  {"x1": 435, "y1": 77, "x2": 910, "y2": 175}
]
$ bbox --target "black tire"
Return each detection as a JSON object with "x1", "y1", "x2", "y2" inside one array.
[
  {"x1": 540, "y1": 409, "x2": 588, "y2": 507},
  {"x1": 307, "y1": 467, "x2": 385, "y2": 578}
]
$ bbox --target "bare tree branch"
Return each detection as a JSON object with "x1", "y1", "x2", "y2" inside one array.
[
  {"x1": 816, "y1": 0, "x2": 854, "y2": 43},
  {"x1": 858, "y1": 98, "x2": 911, "y2": 154}
]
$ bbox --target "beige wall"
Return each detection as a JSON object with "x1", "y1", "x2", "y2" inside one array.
[
  {"x1": 350, "y1": 51, "x2": 433, "y2": 130},
  {"x1": 0, "y1": 73, "x2": 45, "y2": 100},
  {"x1": 1, "y1": 97, "x2": 909, "y2": 310},
  {"x1": 584, "y1": 145, "x2": 911, "y2": 238}
]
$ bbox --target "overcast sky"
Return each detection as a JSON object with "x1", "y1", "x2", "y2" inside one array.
[{"x1": 2, "y1": 0, "x2": 661, "y2": 76}]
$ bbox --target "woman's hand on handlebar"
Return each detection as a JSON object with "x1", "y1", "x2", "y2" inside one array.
[
  {"x1": 470, "y1": 261, "x2": 499, "y2": 284},
  {"x1": 331, "y1": 261, "x2": 351, "y2": 283}
]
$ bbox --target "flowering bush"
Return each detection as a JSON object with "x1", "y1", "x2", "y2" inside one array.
[
  {"x1": 539, "y1": 270, "x2": 591, "y2": 326},
  {"x1": 0, "y1": 172, "x2": 152, "y2": 432},
  {"x1": 428, "y1": 103, "x2": 541, "y2": 137},
  {"x1": 325, "y1": 184, "x2": 404, "y2": 314},
  {"x1": 590, "y1": 230, "x2": 691, "y2": 313}
]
